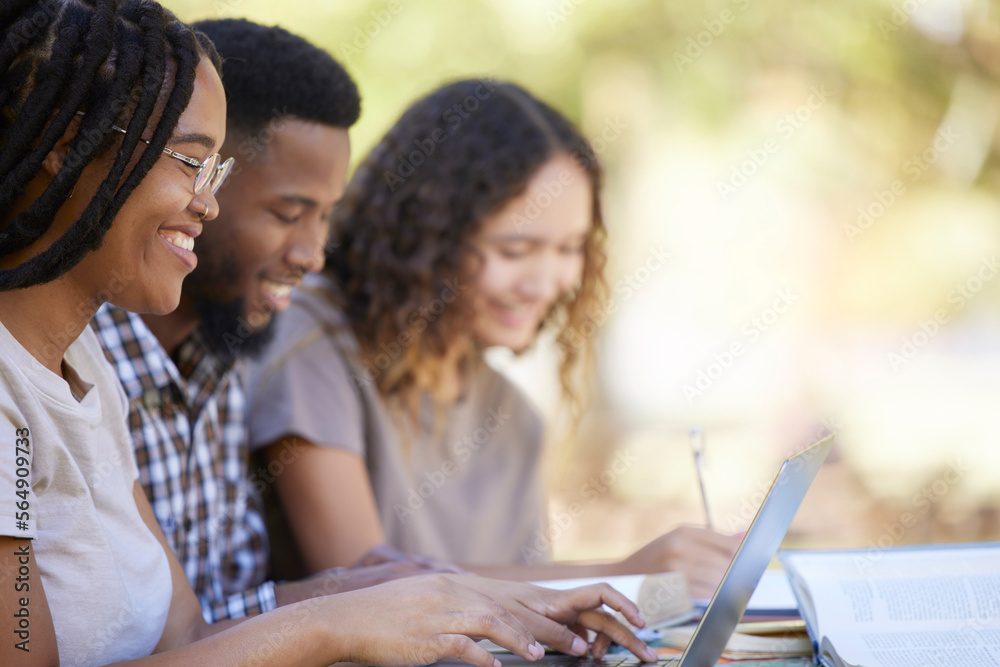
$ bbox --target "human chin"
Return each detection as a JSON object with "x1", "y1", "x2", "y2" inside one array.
[
  {"x1": 474, "y1": 311, "x2": 540, "y2": 351},
  {"x1": 143, "y1": 237, "x2": 198, "y2": 313},
  {"x1": 483, "y1": 296, "x2": 546, "y2": 332},
  {"x1": 243, "y1": 300, "x2": 276, "y2": 331},
  {"x1": 194, "y1": 294, "x2": 278, "y2": 361},
  {"x1": 109, "y1": 278, "x2": 184, "y2": 316}
]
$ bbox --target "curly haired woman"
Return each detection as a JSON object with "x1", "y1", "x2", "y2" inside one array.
[{"x1": 246, "y1": 79, "x2": 740, "y2": 597}]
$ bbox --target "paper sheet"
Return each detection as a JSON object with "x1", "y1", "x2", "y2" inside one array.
[{"x1": 532, "y1": 569, "x2": 798, "y2": 613}]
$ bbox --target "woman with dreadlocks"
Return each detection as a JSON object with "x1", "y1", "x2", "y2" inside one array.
[{"x1": 0, "y1": 2, "x2": 658, "y2": 666}]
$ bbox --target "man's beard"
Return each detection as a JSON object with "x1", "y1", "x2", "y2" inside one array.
[
  {"x1": 191, "y1": 294, "x2": 277, "y2": 363},
  {"x1": 186, "y1": 244, "x2": 277, "y2": 363}
]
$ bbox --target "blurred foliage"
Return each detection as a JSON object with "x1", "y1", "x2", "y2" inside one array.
[{"x1": 164, "y1": 0, "x2": 1000, "y2": 182}]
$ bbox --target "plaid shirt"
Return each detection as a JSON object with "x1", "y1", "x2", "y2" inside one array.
[{"x1": 92, "y1": 305, "x2": 275, "y2": 622}]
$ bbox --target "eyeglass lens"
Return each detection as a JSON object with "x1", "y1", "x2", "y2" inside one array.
[
  {"x1": 211, "y1": 158, "x2": 234, "y2": 195},
  {"x1": 194, "y1": 155, "x2": 234, "y2": 196},
  {"x1": 194, "y1": 154, "x2": 219, "y2": 195}
]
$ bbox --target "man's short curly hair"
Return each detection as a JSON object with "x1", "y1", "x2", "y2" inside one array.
[
  {"x1": 191, "y1": 18, "x2": 360, "y2": 134},
  {"x1": 328, "y1": 79, "x2": 608, "y2": 418}
]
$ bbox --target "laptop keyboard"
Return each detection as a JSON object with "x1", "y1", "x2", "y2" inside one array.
[{"x1": 527, "y1": 656, "x2": 679, "y2": 667}]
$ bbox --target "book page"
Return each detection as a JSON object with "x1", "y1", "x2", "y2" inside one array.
[
  {"x1": 783, "y1": 545, "x2": 1000, "y2": 666},
  {"x1": 819, "y1": 629, "x2": 1000, "y2": 667}
]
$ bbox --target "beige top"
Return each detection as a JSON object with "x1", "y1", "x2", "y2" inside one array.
[
  {"x1": 245, "y1": 272, "x2": 548, "y2": 569},
  {"x1": 0, "y1": 322, "x2": 171, "y2": 666}
]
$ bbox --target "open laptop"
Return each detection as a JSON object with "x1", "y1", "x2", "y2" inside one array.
[{"x1": 488, "y1": 433, "x2": 835, "y2": 667}]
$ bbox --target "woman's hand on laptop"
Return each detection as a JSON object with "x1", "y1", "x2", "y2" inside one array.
[
  {"x1": 460, "y1": 578, "x2": 660, "y2": 662},
  {"x1": 620, "y1": 526, "x2": 742, "y2": 598},
  {"x1": 327, "y1": 573, "x2": 544, "y2": 667}
]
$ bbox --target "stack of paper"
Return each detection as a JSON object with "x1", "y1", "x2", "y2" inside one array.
[{"x1": 655, "y1": 621, "x2": 813, "y2": 660}]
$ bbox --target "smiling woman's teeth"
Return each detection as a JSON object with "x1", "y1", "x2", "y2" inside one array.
[
  {"x1": 494, "y1": 301, "x2": 534, "y2": 313},
  {"x1": 159, "y1": 230, "x2": 195, "y2": 252}
]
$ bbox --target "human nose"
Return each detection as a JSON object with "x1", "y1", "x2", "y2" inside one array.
[
  {"x1": 188, "y1": 190, "x2": 220, "y2": 221},
  {"x1": 286, "y1": 216, "x2": 328, "y2": 274},
  {"x1": 519, "y1": 254, "x2": 564, "y2": 302}
]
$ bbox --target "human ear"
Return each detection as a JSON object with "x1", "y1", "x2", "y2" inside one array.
[{"x1": 40, "y1": 116, "x2": 82, "y2": 177}]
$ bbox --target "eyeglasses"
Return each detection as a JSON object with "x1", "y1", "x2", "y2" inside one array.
[
  {"x1": 76, "y1": 111, "x2": 234, "y2": 195},
  {"x1": 109, "y1": 122, "x2": 234, "y2": 196}
]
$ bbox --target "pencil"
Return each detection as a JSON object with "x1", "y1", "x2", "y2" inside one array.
[{"x1": 688, "y1": 427, "x2": 714, "y2": 531}]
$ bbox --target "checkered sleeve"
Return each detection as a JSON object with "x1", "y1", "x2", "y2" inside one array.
[{"x1": 202, "y1": 579, "x2": 277, "y2": 623}]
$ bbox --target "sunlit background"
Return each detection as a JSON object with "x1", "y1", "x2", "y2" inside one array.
[{"x1": 165, "y1": 0, "x2": 1000, "y2": 562}]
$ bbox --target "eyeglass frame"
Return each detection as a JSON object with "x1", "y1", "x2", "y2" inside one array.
[{"x1": 74, "y1": 111, "x2": 234, "y2": 195}]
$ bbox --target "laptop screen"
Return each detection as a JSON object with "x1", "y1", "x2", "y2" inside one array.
[{"x1": 676, "y1": 434, "x2": 834, "y2": 666}]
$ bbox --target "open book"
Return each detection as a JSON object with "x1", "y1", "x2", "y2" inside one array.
[{"x1": 779, "y1": 543, "x2": 1000, "y2": 667}]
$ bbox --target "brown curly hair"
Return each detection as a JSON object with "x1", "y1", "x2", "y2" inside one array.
[{"x1": 326, "y1": 78, "x2": 608, "y2": 419}]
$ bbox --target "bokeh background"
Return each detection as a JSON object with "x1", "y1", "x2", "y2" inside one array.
[{"x1": 165, "y1": 0, "x2": 1000, "y2": 562}]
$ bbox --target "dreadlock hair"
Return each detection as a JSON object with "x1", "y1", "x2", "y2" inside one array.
[
  {"x1": 327, "y1": 79, "x2": 608, "y2": 421},
  {"x1": 191, "y1": 18, "x2": 361, "y2": 138},
  {"x1": 0, "y1": 0, "x2": 221, "y2": 291}
]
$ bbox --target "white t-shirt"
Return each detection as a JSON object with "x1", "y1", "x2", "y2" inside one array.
[{"x1": 0, "y1": 321, "x2": 172, "y2": 666}]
